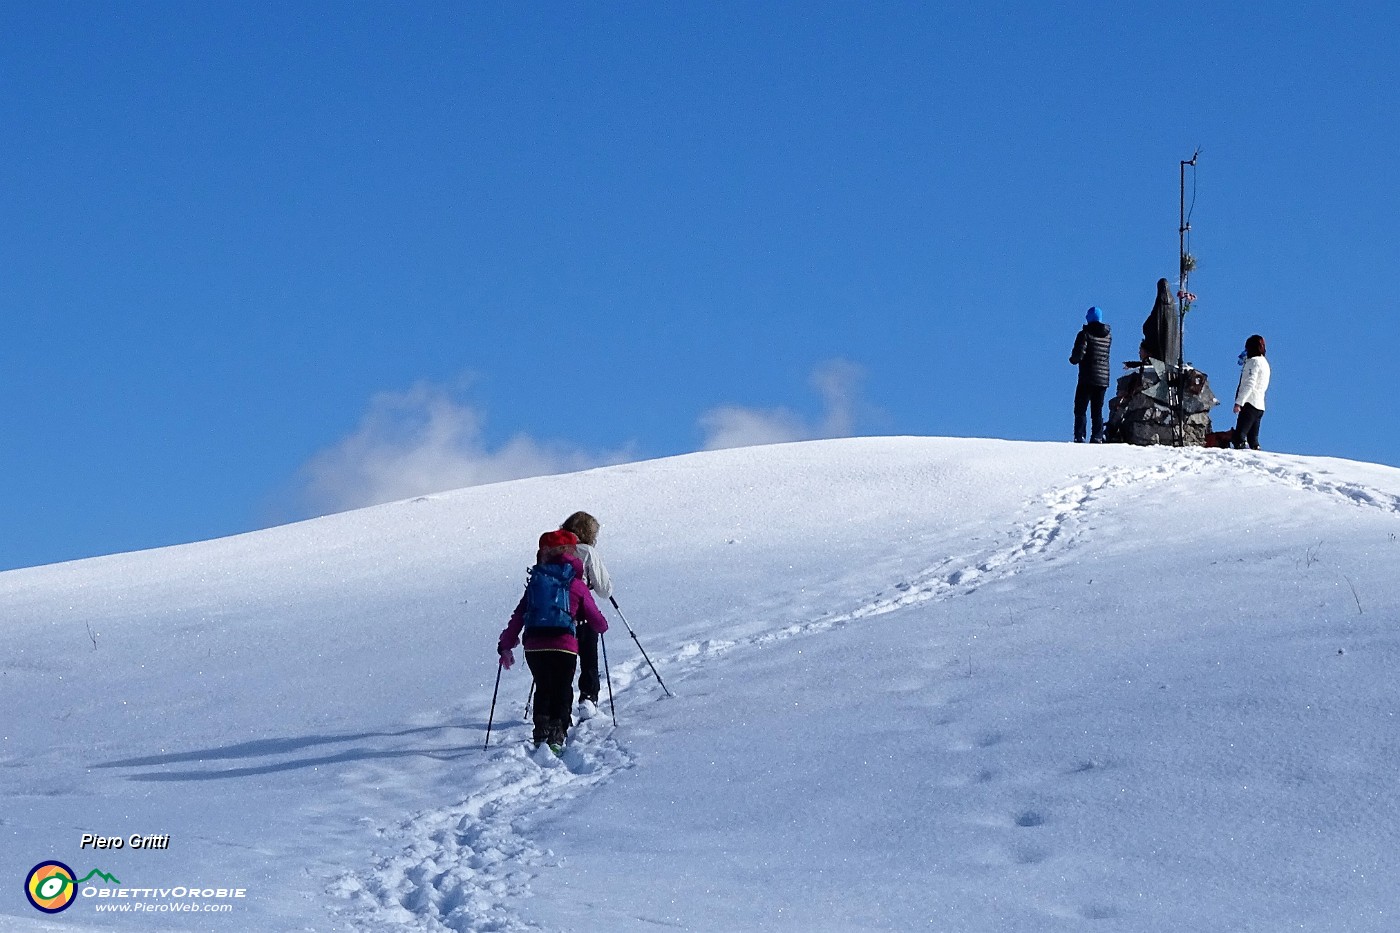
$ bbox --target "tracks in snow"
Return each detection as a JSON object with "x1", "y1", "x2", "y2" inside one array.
[
  {"x1": 331, "y1": 719, "x2": 633, "y2": 932},
  {"x1": 1222, "y1": 450, "x2": 1400, "y2": 515},
  {"x1": 331, "y1": 448, "x2": 1400, "y2": 932}
]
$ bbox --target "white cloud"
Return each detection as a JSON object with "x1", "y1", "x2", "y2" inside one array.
[
  {"x1": 810, "y1": 358, "x2": 863, "y2": 438},
  {"x1": 699, "y1": 359, "x2": 867, "y2": 451},
  {"x1": 295, "y1": 381, "x2": 631, "y2": 516},
  {"x1": 697, "y1": 405, "x2": 808, "y2": 451},
  {"x1": 289, "y1": 360, "x2": 869, "y2": 517}
]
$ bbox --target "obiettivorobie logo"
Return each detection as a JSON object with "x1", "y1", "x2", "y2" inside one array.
[
  {"x1": 24, "y1": 861, "x2": 121, "y2": 913},
  {"x1": 24, "y1": 859, "x2": 248, "y2": 916}
]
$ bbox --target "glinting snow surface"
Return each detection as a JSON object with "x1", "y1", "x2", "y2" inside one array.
[{"x1": 3, "y1": 437, "x2": 1400, "y2": 931}]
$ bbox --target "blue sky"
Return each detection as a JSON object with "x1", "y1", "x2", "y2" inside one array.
[{"x1": 2, "y1": 2, "x2": 1397, "y2": 570}]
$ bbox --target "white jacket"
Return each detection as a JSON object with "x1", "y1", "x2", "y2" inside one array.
[
  {"x1": 1235, "y1": 356, "x2": 1271, "y2": 410},
  {"x1": 574, "y1": 543, "x2": 613, "y2": 601}
]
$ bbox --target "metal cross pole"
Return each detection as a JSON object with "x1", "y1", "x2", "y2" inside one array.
[
  {"x1": 1178, "y1": 149, "x2": 1199, "y2": 369},
  {"x1": 1175, "y1": 149, "x2": 1201, "y2": 446}
]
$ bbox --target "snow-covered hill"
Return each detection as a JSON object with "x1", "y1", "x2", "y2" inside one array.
[{"x1": 4, "y1": 438, "x2": 1400, "y2": 931}]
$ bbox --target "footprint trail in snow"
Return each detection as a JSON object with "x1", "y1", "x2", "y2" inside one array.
[{"x1": 331, "y1": 448, "x2": 1400, "y2": 931}]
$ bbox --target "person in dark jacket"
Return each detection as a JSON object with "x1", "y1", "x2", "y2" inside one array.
[
  {"x1": 1070, "y1": 306, "x2": 1113, "y2": 443},
  {"x1": 497, "y1": 530, "x2": 609, "y2": 751}
]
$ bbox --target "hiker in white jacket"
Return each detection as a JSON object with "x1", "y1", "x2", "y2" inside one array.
[
  {"x1": 561, "y1": 511, "x2": 612, "y2": 716},
  {"x1": 1232, "y1": 334, "x2": 1270, "y2": 450}
]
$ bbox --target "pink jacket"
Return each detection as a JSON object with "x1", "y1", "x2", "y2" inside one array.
[{"x1": 497, "y1": 553, "x2": 609, "y2": 655}]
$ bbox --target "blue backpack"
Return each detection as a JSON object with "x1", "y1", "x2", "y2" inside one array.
[{"x1": 521, "y1": 561, "x2": 577, "y2": 635}]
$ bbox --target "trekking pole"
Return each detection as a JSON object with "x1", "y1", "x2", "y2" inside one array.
[
  {"x1": 524, "y1": 681, "x2": 535, "y2": 720},
  {"x1": 484, "y1": 658, "x2": 505, "y2": 751},
  {"x1": 609, "y1": 597, "x2": 673, "y2": 697},
  {"x1": 600, "y1": 633, "x2": 618, "y2": 726}
]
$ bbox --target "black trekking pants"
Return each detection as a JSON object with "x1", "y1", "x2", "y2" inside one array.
[
  {"x1": 1074, "y1": 383, "x2": 1108, "y2": 442},
  {"x1": 1233, "y1": 404, "x2": 1264, "y2": 450},
  {"x1": 576, "y1": 624, "x2": 601, "y2": 704},
  {"x1": 525, "y1": 650, "x2": 577, "y2": 746}
]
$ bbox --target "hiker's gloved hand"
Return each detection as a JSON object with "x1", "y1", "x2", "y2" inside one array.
[{"x1": 498, "y1": 648, "x2": 514, "y2": 670}]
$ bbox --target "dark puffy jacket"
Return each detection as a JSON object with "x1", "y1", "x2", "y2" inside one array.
[{"x1": 1070, "y1": 322, "x2": 1112, "y2": 387}]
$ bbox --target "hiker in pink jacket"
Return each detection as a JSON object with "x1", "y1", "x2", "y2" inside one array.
[{"x1": 497, "y1": 530, "x2": 609, "y2": 749}]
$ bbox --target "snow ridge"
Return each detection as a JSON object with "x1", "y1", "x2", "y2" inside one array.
[
  {"x1": 331, "y1": 457, "x2": 1200, "y2": 931},
  {"x1": 1221, "y1": 450, "x2": 1400, "y2": 514},
  {"x1": 331, "y1": 447, "x2": 1400, "y2": 932},
  {"x1": 831, "y1": 455, "x2": 1218, "y2": 623}
]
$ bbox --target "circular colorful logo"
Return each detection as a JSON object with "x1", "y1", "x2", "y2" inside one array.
[{"x1": 25, "y1": 861, "x2": 77, "y2": 913}]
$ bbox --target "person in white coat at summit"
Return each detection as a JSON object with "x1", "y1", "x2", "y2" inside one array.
[{"x1": 1232, "y1": 334, "x2": 1271, "y2": 450}]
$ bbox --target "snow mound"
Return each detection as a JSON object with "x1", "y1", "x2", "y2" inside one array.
[{"x1": 4, "y1": 438, "x2": 1400, "y2": 931}]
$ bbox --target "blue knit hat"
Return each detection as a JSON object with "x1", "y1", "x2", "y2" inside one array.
[{"x1": 1086, "y1": 306, "x2": 1102, "y2": 323}]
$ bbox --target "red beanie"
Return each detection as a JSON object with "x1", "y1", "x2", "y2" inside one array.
[{"x1": 538, "y1": 530, "x2": 578, "y2": 551}]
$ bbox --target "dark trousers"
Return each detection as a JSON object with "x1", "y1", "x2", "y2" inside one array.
[
  {"x1": 1074, "y1": 384, "x2": 1107, "y2": 442},
  {"x1": 576, "y1": 624, "x2": 601, "y2": 703},
  {"x1": 1233, "y1": 404, "x2": 1264, "y2": 450},
  {"x1": 525, "y1": 651, "x2": 577, "y2": 746}
]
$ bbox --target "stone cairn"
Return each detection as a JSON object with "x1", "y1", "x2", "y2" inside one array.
[{"x1": 1107, "y1": 278, "x2": 1219, "y2": 446}]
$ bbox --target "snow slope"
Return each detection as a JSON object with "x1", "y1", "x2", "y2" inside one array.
[{"x1": 4, "y1": 437, "x2": 1400, "y2": 931}]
